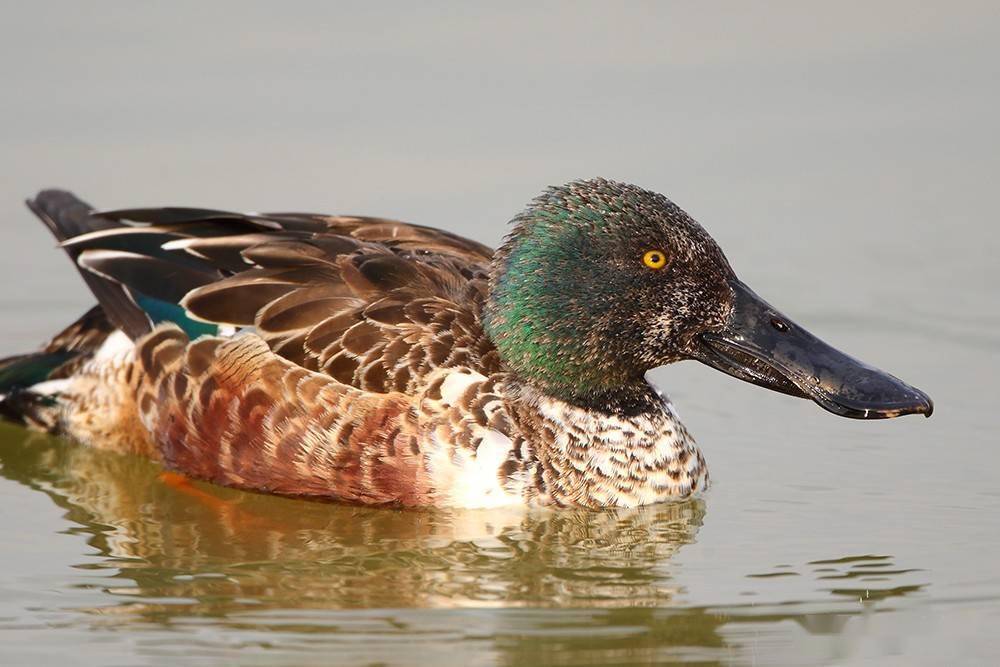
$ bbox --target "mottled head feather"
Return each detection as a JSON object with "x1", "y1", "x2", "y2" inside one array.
[{"x1": 484, "y1": 178, "x2": 736, "y2": 411}]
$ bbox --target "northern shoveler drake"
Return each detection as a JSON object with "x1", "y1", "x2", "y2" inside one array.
[{"x1": 0, "y1": 180, "x2": 932, "y2": 508}]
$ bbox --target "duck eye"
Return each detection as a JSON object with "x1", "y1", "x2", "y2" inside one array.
[{"x1": 642, "y1": 250, "x2": 667, "y2": 270}]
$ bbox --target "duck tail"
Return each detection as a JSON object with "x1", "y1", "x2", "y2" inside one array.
[
  {"x1": 0, "y1": 306, "x2": 116, "y2": 430},
  {"x1": 26, "y1": 190, "x2": 152, "y2": 339},
  {"x1": 1, "y1": 189, "x2": 152, "y2": 430}
]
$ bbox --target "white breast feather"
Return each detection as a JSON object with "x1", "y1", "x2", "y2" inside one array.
[{"x1": 424, "y1": 368, "x2": 523, "y2": 509}]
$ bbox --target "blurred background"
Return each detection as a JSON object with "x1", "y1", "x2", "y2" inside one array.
[
  {"x1": 1, "y1": 2, "x2": 995, "y2": 346},
  {"x1": 0, "y1": 3, "x2": 998, "y2": 665}
]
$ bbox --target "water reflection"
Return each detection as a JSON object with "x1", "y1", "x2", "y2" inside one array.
[
  {"x1": 0, "y1": 425, "x2": 937, "y2": 665},
  {"x1": 0, "y1": 425, "x2": 706, "y2": 616}
]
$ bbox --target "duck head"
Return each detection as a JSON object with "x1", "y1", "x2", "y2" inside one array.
[{"x1": 483, "y1": 179, "x2": 932, "y2": 418}]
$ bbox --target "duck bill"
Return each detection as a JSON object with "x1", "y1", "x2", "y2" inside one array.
[{"x1": 691, "y1": 280, "x2": 933, "y2": 419}]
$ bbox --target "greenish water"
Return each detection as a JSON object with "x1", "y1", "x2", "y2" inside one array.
[
  {"x1": 3, "y1": 424, "x2": 996, "y2": 667},
  {"x1": 1, "y1": 3, "x2": 998, "y2": 665}
]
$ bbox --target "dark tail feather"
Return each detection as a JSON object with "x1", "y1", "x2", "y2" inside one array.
[
  {"x1": 0, "y1": 390, "x2": 60, "y2": 430},
  {"x1": 0, "y1": 305, "x2": 114, "y2": 391},
  {"x1": 27, "y1": 190, "x2": 151, "y2": 338},
  {"x1": 0, "y1": 306, "x2": 115, "y2": 429},
  {"x1": 0, "y1": 351, "x2": 77, "y2": 391}
]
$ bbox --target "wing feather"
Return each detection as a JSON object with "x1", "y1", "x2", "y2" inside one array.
[{"x1": 62, "y1": 206, "x2": 498, "y2": 393}]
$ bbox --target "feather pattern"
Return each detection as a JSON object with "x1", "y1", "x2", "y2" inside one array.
[{"x1": 5, "y1": 190, "x2": 709, "y2": 508}]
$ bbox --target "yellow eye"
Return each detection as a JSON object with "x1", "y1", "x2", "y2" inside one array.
[{"x1": 642, "y1": 249, "x2": 667, "y2": 270}]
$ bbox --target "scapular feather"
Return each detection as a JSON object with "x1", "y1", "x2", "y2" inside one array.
[
  {"x1": 78, "y1": 249, "x2": 219, "y2": 303},
  {"x1": 256, "y1": 287, "x2": 362, "y2": 334},
  {"x1": 182, "y1": 280, "x2": 299, "y2": 326},
  {"x1": 26, "y1": 194, "x2": 502, "y2": 396},
  {"x1": 96, "y1": 207, "x2": 285, "y2": 230}
]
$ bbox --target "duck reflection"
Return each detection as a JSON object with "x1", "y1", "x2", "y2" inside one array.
[
  {"x1": 0, "y1": 425, "x2": 705, "y2": 614},
  {"x1": 1, "y1": 426, "x2": 932, "y2": 665}
]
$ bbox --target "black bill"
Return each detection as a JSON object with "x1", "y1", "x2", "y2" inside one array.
[{"x1": 691, "y1": 280, "x2": 933, "y2": 419}]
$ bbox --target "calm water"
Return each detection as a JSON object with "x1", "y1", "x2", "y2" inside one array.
[{"x1": 1, "y1": 3, "x2": 998, "y2": 665}]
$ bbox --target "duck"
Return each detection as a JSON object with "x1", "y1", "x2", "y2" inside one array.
[{"x1": 0, "y1": 179, "x2": 932, "y2": 508}]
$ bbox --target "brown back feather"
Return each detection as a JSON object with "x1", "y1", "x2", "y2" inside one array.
[{"x1": 76, "y1": 208, "x2": 499, "y2": 393}]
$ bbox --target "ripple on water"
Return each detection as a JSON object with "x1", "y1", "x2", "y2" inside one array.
[{"x1": 0, "y1": 423, "x2": 994, "y2": 665}]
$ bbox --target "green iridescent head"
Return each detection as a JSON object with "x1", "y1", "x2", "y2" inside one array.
[{"x1": 483, "y1": 178, "x2": 735, "y2": 409}]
